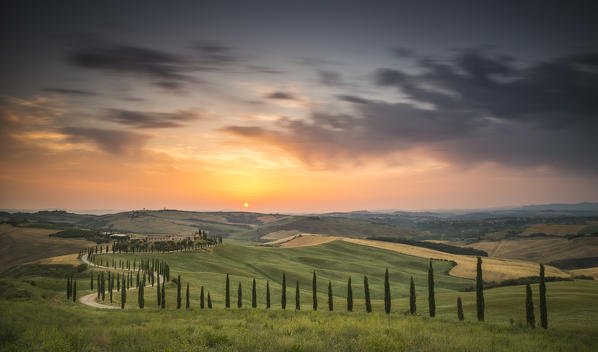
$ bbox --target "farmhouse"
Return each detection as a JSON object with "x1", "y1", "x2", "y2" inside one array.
[{"x1": 145, "y1": 229, "x2": 209, "y2": 243}]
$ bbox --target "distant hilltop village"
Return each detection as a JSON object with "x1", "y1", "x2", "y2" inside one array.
[{"x1": 107, "y1": 229, "x2": 209, "y2": 243}]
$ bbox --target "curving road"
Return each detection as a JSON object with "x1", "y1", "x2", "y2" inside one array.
[{"x1": 79, "y1": 253, "x2": 163, "y2": 309}]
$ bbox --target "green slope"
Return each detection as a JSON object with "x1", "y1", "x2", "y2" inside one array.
[
  {"x1": 2, "y1": 240, "x2": 598, "y2": 351},
  {"x1": 107, "y1": 241, "x2": 473, "y2": 308}
]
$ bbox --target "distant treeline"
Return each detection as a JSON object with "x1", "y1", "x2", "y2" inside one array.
[
  {"x1": 548, "y1": 256, "x2": 598, "y2": 270},
  {"x1": 472, "y1": 275, "x2": 593, "y2": 291},
  {"x1": 366, "y1": 237, "x2": 488, "y2": 257},
  {"x1": 50, "y1": 229, "x2": 110, "y2": 243}
]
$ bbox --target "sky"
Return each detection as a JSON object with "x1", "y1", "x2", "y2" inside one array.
[{"x1": 1, "y1": 0, "x2": 597, "y2": 213}]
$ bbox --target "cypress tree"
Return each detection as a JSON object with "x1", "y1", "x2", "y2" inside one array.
[
  {"x1": 252, "y1": 278, "x2": 257, "y2": 308},
  {"x1": 101, "y1": 272, "x2": 105, "y2": 301},
  {"x1": 139, "y1": 280, "x2": 145, "y2": 309},
  {"x1": 295, "y1": 280, "x2": 300, "y2": 310},
  {"x1": 364, "y1": 275, "x2": 372, "y2": 313},
  {"x1": 97, "y1": 274, "x2": 101, "y2": 299},
  {"x1": 312, "y1": 271, "x2": 318, "y2": 311},
  {"x1": 476, "y1": 256, "x2": 484, "y2": 322},
  {"x1": 90, "y1": 272, "x2": 94, "y2": 291},
  {"x1": 72, "y1": 280, "x2": 77, "y2": 302},
  {"x1": 539, "y1": 264, "x2": 548, "y2": 329},
  {"x1": 117, "y1": 273, "x2": 120, "y2": 291},
  {"x1": 207, "y1": 292, "x2": 212, "y2": 308},
  {"x1": 428, "y1": 260, "x2": 435, "y2": 317},
  {"x1": 177, "y1": 275, "x2": 182, "y2": 309},
  {"x1": 110, "y1": 273, "x2": 113, "y2": 303},
  {"x1": 186, "y1": 283, "x2": 190, "y2": 309},
  {"x1": 281, "y1": 272, "x2": 287, "y2": 309},
  {"x1": 161, "y1": 282, "x2": 165, "y2": 309},
  {"x1": 347, "y1": 276, "x2": 353, "y2": 312},
  {"x1": 525, "y1": 284, "x2": 535, "y2": 328},
  {"x1": 457, "y1": 297, "x2": 464, "y2": 321},
  {"x1": 157, "y1": 279, "x2": 161, "y2": 306},
  {"x1": 266, "y1": 280, "x2": 271, "y2": 309},
  {"x1": 384, "y1": 268, "x2": 391, "y2": 314},
  {"x1": 200, "y1": 286, "x2": 205, "y2": 309},
  {"x1": 225, "y1": 274, "x2": 230, "y2": 308},
  {"x1": 237, "y1": 282, "x2": 242, "y2": 308},
  {"x1": 409, "y1": 276, "x2": 416, "y2": 315},
  {"x1": 67, "y1": 276, "x2": 71, "y2": 299},
  {"x1": 328, "y1": 280, "x2": 333, "y2": 311},
  {"x1": 121, "y1": 278, "x2": 126, "y2": 309}
]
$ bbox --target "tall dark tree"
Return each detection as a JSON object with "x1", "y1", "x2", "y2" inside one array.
[
  {"x1": 476, "y1": 257, "x2": 485, "y2": 322},
  {"x1": 139, "y1": 280, "x2": 145, "y2": 309},
  {"x1": 457, "y1": 297, "x2": 464, "y2": 321},
  {"x1": 539, "y1": 264, "x2": 548, "y2": 329},
  {"x1": 347, "y1": 276, "x2": 353, "y2": 312},
  {"x1": 525, "y1": 284, "x2": 536, "y2": 328},
  {"x1": 157, "y1": 279, "x2": 161, "y2": 307},
  {"x1": 225, "y1": 274, "x2": 230, "y2": 308},
  {"x1": 207, "y1": 292, "x2": 212, "y2": 308},
  {"x1": 312, "y1": 271, "x2": 318, "y2": 311},
  {"x1": 161, "y1": 282, "x2": 165, "y2": 309},
  {"x1": 90, "y1": 272, "x2": 94, "y2": 291},
  {"x1": 281, "y1": 272, "x2": 287, "y2": 310},
  {"x1": 67, "y1": 276, "x2": 71, "y2": 299},
  {"x1": 295, "y1": 280, "x2": 300, "y2": 310},
  {"x1": 409, "y1": 276, "x2": 416, "y2": 315},
  {"x1": 72, "y1": 280, "x2": 77, "y2": 302},
  {"x1": 117, "y1": 273, "x2": 120, "y2": 291},
  {"x1": 384, "y1": 268, "x2": 391, "y2": 314},
  {"x1": 200, "y1": 286, "x2": 205, "y2": 309},
  {"x1": 428, "y1": 260, "x2": 435, "y2": 317},
  {"x1": 186, "y1": 283, "x2": 190, "y2": 309},
  {"x1": 266, "y1": 281, "x2": 271, "y2": 309},
  {"x1": 177, "y1": 275, "x2": 182, "y2": 309},
  {"x1": 101, "y1": 271, "x2": 105, "y2": 301},
  {"x1": 328, "y1": 280, "x2": 333, "y2": 311},
  {"x1": 121, "y1": 278, "x2": 126, "y2": 309},
  {"x1": 364, "y1": 276, "x2": 372, "y2": 313},
  {"x1": 252, "y1": 278, "x2": 257, "y2": 308},
  {"x1": 237, "y1": 282, "x2": 242, "y2": 308}
]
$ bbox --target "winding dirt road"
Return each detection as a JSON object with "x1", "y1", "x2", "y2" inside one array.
[{"x1": 79, "y1": 253, "x2": 163, "y2": 309}]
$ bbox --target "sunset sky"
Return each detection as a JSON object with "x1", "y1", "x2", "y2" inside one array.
[{"x1": 1, "y1": 1, "x2": 597, "y2": 213}]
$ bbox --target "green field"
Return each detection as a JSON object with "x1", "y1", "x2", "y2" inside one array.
[{"x1": 2, "y1": 240, "x2": 598, "y2": 351}]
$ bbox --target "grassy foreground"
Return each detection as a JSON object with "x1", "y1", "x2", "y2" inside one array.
[
  {"x1": 2, "y1": 300, "x2": 597, "y2": 352},
  {"x1": 2, "y1": 240, "x2": 598, "y2": 351}
]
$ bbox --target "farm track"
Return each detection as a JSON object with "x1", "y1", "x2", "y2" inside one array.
[{"x1": 79, "y1": 253, "x2": 163, "y2": 309}]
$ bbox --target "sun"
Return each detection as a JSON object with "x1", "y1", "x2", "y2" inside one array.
[{"x1": 243, "y1": 202, "x2": 249, "y2": 208}]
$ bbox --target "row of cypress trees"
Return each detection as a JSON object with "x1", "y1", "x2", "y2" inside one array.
[
  {"x1": 66, "y1": 276, "x2": 77, "y2": 302},
  {"x1": 73, "y1": 255, "x2": 548, "y2": 328},
  {"x1": 524, "y1": 264, "x2": 548, "y2": 328},
  {"x1": 216, "y1": 257, "x2": 547, "y2": 328},
  {"x1": 89, "y1": 255, "x2": 170, "y2": 283}
]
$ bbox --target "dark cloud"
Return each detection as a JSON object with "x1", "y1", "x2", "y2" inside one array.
[
  {"x1": 44, "y1": 88, "x2": 97, "y2": 96},
  {"x1": 121, "y1": 97, "x2": 146, "y2": 102},
  {"x1": 105, "y1": 109, "x2": 201, "y2": 129},
  {"x1": 224, "y1": 50, "x2": 598, "y2": 173},
  {"x1": 60, "y1": 127, "x2": 149, "y2": 154},
  {"x1": 318, "y1": 70, "x2": 343, "y2": 86},
  {"x1": 193, "y1": 41, "x2": 241, "y2": 68},
  {"x1": 67, "y1": 40, "x2": 284, "y2": 90},
  {"x1": 337, "y1": 95, "x2": 371, "y2": 104},
  {"x1": 68, "y1": 42, "x2": 196, "y2": 89},
  {"x1": 193, "y1": 41, "x2": 284, "y2": 74},
  {"x1": 266, "y1": 91, "x2": 296, "y2": 100}
]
